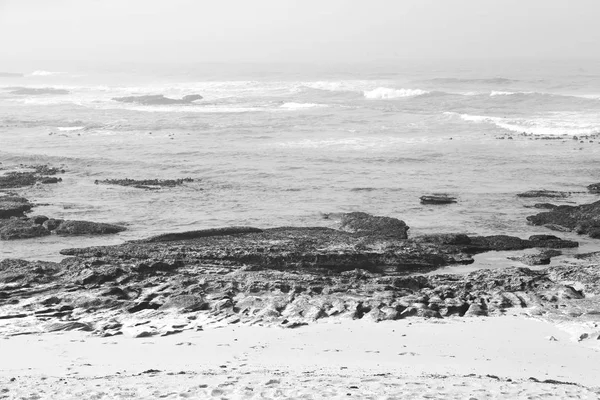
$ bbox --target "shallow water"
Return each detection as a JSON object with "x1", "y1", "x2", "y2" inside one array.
[{"x1": 2, "y1": 62, "x2": 600, "y2": 263}]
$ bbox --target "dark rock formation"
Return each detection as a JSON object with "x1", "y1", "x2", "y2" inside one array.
[
  {"x1": 94, "y1": 178, "x2": 194, "y2": 190},
  {"x1": 339, "y1": 212, "x2": 409, "y2": 239},
  {"x1": 0, "y1": 172, "x2": 37, "y2": 189},
  {"x1": 588, "y1": 183, "x2": 600, "y2": 194},
  {"x1": 0, "y1": 196, "x2": 32, "y2": 218},
  {"x1": 527, "y1": 200, "x2": 600, "y2": 237},
  {"x1": 8, "y1": 88, "x2": 69, "y2": 95},
  {"x1": 0, "y1": 219, "x2": 50, "y2": 240},
  {"x1": 420, "y1": 195, "x2": 457, "y2": 205},
  {"x1": 54, "y1": 220, "x2": 126, "y2": 236},
  {"x1": 112, "y1": 94, "x2": 203, "y2": 105},
  {"x1": 517, "y1": 190, "x2": 570, "y2": 198}
]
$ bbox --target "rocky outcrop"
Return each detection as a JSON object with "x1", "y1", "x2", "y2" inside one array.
[
  {"x1": 526, "y1": 200, "x2": 600, "y2": 238},
  {"x1": 339, "y1": 212, "x2": 409, "y2": 239},
  {"x1": 0, "y1": 211, "x2": 591, "y2": 336},
  {"x1": 54, "y1": 220, "x2": 126, "y2": 236},
  {"x1": 112, "y1": 94, "x2": 203, "y2": 105},
  {"x1": 1, "y1": 243, "x2": 598, "y2": 336},
  {"x1": 94, "y1": 178, "x2": 194, "y2": 190}
]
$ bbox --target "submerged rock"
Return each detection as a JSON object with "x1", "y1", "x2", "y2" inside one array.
[
  {"x1": 54, "y1": 220, "x2": 126, "y2": 235},
  {"x1": 517, "y1": 190, "x2": 570, "y2": 198},
  {"x1": 95, "y1": 177, "x2": 194, "y2": 190},
  {"x1": 0, "y1": 165, "x2": 65, "y2": 189},
  {"x1": 112, "y1": 94, "x2": 203, "y2": 105}
]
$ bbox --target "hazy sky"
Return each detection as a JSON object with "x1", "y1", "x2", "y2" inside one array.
[{"x1": 1, "y1": 0, "x2": 599, "y2": 70}]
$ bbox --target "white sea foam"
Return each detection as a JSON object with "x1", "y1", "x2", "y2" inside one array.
[
  {"x1": 489, "y1": 90, "x2": 534, "y2": 96},
  {"x1": 108, "y1": 104, "x2": 263, "y2": 113},
  {"x1": 364, "y1": 87, "x2": 428, "y2": 99},
  {"x1": 455, "y1": 112, "x2": 600, "y2": 136},
  {"x1": 280, "y1": 102, "x2": 327, "y2": 109},
  {"x1": 57, "y1": 126, "x2": 85, "y2": 132},
  {"x1": 30, "y1": 70, "x2": 63, "y2": 77}
]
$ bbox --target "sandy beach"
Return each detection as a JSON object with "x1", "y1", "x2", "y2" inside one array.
[{"x1": 2, "y1": 316, "x2": 599, "y2": 399}]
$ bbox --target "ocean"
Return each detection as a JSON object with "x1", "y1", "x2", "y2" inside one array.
[{"x1": 2, "y1": 60, "x2": 600, "y2": 267}]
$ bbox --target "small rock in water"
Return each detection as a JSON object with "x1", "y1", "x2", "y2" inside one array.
[{"x1": 420, "y1": 194, "x2": 457, "y2": 205}]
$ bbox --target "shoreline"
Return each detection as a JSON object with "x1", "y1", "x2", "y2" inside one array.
[{"x1": 2, "y1": 317, "x2": 599, "y2": 398}]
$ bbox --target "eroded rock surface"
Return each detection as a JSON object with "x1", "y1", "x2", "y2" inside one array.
[{"x1": 0, "y1": 223, "x2": 590, "y2": 337}]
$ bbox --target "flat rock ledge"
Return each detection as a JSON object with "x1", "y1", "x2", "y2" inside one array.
[{"x1": 0, "y1": 225, "x2": 592, "y2": 338}]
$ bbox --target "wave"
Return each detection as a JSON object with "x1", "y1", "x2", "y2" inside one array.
[
  {"x1": 29, "y1": 70, "x2": 63, "y2": 77},
  {"x1": 489, "y1": 90, "x2": 534, "y2": 97},
  {"x1": 280, "y1": 102, "x2": 328, "y2": 109},
  {"x1": 428, "y1": 77, "x2": 519, "y2": 85},
  {"x1": 57, "y1": 126, "x2": 85, "y2": 132},
  {"x1": 448, "y1": 112, "x2": 600, "y2": 136},
  {"x1": 5, "y1": 87, "x2": 70, "y2": 95},
  {"x1": 364, "y1": 87, "x2": 428, "y2": 99}
]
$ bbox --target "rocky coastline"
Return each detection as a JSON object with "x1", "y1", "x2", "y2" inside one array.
[{"x1": 1, "y1": 164, "x2": 600, "y2": 341}]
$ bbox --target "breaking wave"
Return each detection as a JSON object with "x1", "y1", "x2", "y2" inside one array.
[
  {"x1": 280, "y1": 102, "x2": 328, "y2": 109},
  {"x1": 364, "y1": 87, "x2": 428, "y2": 99},
  {"x1": 427, "y1": 77, "x2": 520, "y2": 85},
  {"x1": 29, "y1": 70, "x2": 63, "y2": 77},
  {"x1": 448, "y1": 112, "x2": 600, "y2": 136}
]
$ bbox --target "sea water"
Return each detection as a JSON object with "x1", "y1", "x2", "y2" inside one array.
[{"x1": 1, "y1": 60, "x2": 600, "y2": 265}]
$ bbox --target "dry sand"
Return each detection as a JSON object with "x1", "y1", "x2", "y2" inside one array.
[{"x1": 1, "y1": 316, "x2": 599, "y2": 399}]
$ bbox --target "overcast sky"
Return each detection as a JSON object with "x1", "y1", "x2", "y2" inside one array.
[{"x1": 1, "y1": 0, "x2": 599, "y2": 70}]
